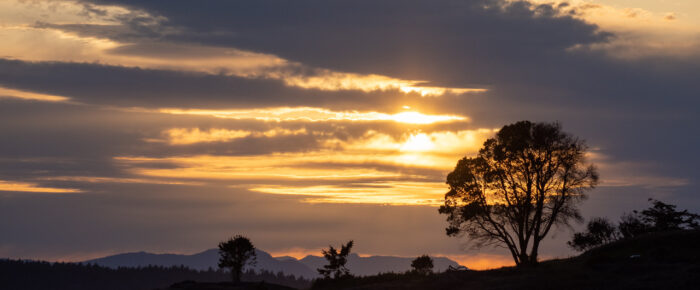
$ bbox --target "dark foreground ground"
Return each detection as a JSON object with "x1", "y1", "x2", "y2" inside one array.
[
  {"x1": 162, "y1": 281, "x2": 297, "y2": 290},
  {"x1": 311, "y1": 230, "x2": 700, "y2": 290}
]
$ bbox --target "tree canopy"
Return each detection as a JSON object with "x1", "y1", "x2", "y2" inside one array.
[
  {"x1": 567, "y1": 217, "x2": 619, "y2": 252},
  {"x1": 621, "y1": 198, "x2": 700, "y2": 237},
  {"x1": 218, "y1": 235, "x2": 257, "y2": 283},
  {"x1": 439, "y1": 121, "x2": 598, "y2": 266},
  {"x1": 410, "y1": 255, "x2": 434, "y2": 275}
]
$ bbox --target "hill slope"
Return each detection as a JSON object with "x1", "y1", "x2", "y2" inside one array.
[{"x1": 311, "y1": 230, "x2": 700, "y2": 290}]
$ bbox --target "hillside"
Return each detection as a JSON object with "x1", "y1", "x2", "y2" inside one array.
[{"x1": 310, "y1": 230, "x2": 700, "y2": 290}]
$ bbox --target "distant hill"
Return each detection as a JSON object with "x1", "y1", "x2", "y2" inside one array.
[
  {"x1": 85, "y1": 249, "x2": 461, "y2": 279},
  {"x1": 310, "y1": 230, "x2": 700, "y2": 290},
  {"x1": 85, "y1": 249, "x2": 317, "y2": 278}
]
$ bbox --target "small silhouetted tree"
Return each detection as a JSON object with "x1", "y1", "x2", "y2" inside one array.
[
  {"x1": 568, "y1": 217, "x2": 619, "y2": 251},
  {"x1": 318, "y1": 240, "x2": 353, "y2": 279},
  {"x1": 411, "y1": 255, "x2": 434, "y2": 275},
  {"x1": 618, "y1": 213, "x2": 650, "y2": 239},
  {"x1": 619, "y1": 198, "x2": 699, "y2": 238},
  {"x1": 570, "y1": 199, "x2": 700, "y2": 250},
  {"x1": 439, "y1": 121, "x2": 598, "y2": 266},
  {"x1": 218, "y1": 235, "x2": 257, "y2": 283}
]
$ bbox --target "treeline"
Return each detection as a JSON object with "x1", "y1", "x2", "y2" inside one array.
[
  {"x1": 0, "y1": 259, "x2": 310, "y2": 290},
  {"x1": 568, "y1": 198, "x2": 700, "y2": 252}
]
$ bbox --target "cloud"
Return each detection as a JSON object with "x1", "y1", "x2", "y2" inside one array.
[
  {"x1": 0, "y1": 86, "x2": 71, "y2": 102},
  {"x1": 0, "y1": 180, "x2": 80, "y2": 193},
  {"x1": 157, "y1": 128, "x2": 308, "y2": 145},
  {"x1": 0, "y1": 58, "x2": 463, "y2": 112},
  {"x1": 157, "y1": 107, "x2": 468, "y2": 124},
  {"x1": 77, "y1": 0, "x2": 609, "y2": 85}
]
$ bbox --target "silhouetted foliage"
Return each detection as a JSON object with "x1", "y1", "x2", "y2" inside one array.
[
  {"x1": 617, "y1": 213, "x2": 650, "y2": 239},
  {"x1": 0, "y1": 259, "x2": 310, "y2": 290},
  {"x1": 567, "y1": 217, "x2": 619, "y2": 251},
  {"x1": 439, "y1": 121, "x2": 598, "y2": 266},
  {"x1": 310, "y1": 230, "x2": 700, "y2": 290},
  {"x1": 620, "y1": 198, "x2": 700, "y2": 238},
  {"x1": 318, "y1": 240, "x2": 354, "y2": 279},
  {"x1": 410, "y1": 255, "x2": 434, "y2": 275},
  {"x1": 218, "y1": 235, "x2": 257, "y2": 283},
  {"x1": 570, "y1": 198, "x2": 700, "y2": 251}
]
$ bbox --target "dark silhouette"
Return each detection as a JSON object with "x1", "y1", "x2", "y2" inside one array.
[
  {"x1": 318, "y1": 240, "x2": 354, "y2": 279},
  {"x1": 620, "y1": 198, "x2": 700, "y2": 238},
  {"x1": 570, "y1": 198, "x2": 700, "y2": 251},
  {"x1": 0, "y1": 259, "x2": 310, "y2": 290},
  {"x1": 617, "y1": 212, "x2": 650, "y2": 239},
  {"x1": 310, "y1": 230, "x2": 700, "y2": 290},
  {"x1": 218, "y1": 235, "x2": 257, "y2": 283},
  {"x1": 439, "y1": 121, "x2": 598, "y2": 266},
  {"x1": 84, "y1": 248, "x2": 460, "y2": 278},
  {"x1": 410, "y1": 255, "x2": 434, "y2": 275},
  {"x1": 567, "y1": 217, "x2": 619, "y2": 251}
]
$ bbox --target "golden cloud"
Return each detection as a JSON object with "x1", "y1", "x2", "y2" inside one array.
[
  {"x1": 116, "y1": 128, "x2": 497, "y2": 205},
  {"x1": 157, "y1": 107, "x2": 469, "y2": 124},
  {"x1": 0, "y1": 180, "x2": 80, "y2": 193}
]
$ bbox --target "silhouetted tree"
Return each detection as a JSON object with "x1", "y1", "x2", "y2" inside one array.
[
  {"x1": 568, "y1": 217, "x2": 619, "y2": 251},
  {"x1": 318, "y1": 240, "x2": 354, "y2": 279},
  {"x1": 218, "y1": 235, "x2": 257, "y2": 283},
  {"x1": 618, "y1": 212, "x2": 650, "y2": 239},
  {"x1": 439, "y1": 121, "x2": 598, "y2": 266},
  {"x1": 619, "y1": 198, "x2": 699, "y2": 238},
  {"x1": 410, "y1": 255, "x2": 434, "y2": 275},
  {"x1": 570, "y1": 199, "x2": 700, "y2": 251}
]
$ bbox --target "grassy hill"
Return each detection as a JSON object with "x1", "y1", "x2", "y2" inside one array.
[{"x1": 311, "y1": 230, "x2": 700, "y2": 290}]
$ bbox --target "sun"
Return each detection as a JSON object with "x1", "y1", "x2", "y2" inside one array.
[
  {"x1": 389, "y1": 111, "x2": 466, "y2": 125},
  {"x1": 400, "y1": 133, "x2": 435, "y2": 152}
]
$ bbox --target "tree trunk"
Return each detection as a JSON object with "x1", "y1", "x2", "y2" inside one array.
[{"x1": 232, "y1": 268, "x2": 241, "y2": 283}]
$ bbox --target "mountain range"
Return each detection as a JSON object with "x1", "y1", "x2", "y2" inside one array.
[{"x1": 84, "y1": 249, "x2": 461, "y2": 279}]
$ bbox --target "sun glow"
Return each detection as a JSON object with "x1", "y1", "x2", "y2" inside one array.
[
  {"x1": 115, "y1": 128, "x2": 497, "y2": 205},
  {"x1": 249, "y1": 182, "x2": 447, "y2": 206},
  {"x1": 400, "y1": 133, "x2": 435, "y2": 152},
  {"x1": 156, "y1": 107, "x2": 468, "y2": 124},
  {"x1": 154, "y1": 128, "x2": 308, "y2": 145},
  {"x1": 399, "y1": 86, "x2": 486, "y2": 97}
]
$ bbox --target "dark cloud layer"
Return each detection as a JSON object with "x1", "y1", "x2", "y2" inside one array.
[
  {"x1": 0, "y1": 59, "x2": 419, "y2": 111},
  {"x1": 80, "y1": 0, "x2": 608, "y2": 83}
]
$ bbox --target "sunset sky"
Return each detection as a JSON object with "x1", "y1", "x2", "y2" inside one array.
[{"x1": 1, "y1": 0, "x2": 699, "y2": 269}]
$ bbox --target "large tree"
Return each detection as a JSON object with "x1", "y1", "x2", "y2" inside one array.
[
  {"x1": 439, "y1": 121, "x2": 598, "y2": 266},
  {"x1": 218, "y1": 235, "x2": 257, "y2": 283}
]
